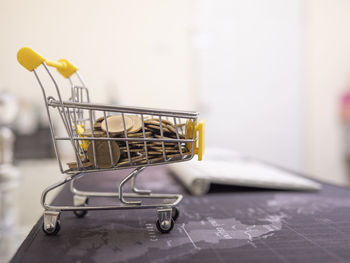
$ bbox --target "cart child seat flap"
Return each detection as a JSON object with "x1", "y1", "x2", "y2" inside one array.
[{"x1": 17, "y1": 47, "x2": 45, "y2": 71}]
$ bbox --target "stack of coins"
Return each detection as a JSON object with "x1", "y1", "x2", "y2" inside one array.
[
  {"x1": 118, "y1": 118, "x2": 189, "y2": 165},
  {"x1": 67, "y1": 115, "x2": 190, "y2": 169}
]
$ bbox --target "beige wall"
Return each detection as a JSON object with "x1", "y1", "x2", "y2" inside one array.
[
  {"x1": 303, "y1": 0, "x2": 350, "y2": 185},
  {"x1": 0, "y1": 0, "x2": 195, "y2": 110},
  {"x1": 3, "y1": 0, "x2": 350, "y2": 186}
]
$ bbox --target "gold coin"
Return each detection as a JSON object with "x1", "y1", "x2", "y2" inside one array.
[
  {"x1": 126, "y1": 143, "x2": 147, "y2": 149},
  {"x1": 125, "y1": 148, "x2": 145, "y2": 153},
  {"x1": 96, "y1": 116, "x2": 105, "y2": 123},
  {"x1": 151, "y1": 141, "x2": 178, "y2": 147},
  {"x1": 185, "y1": 120, "x2": 196, "y2": 150},
  {"x1": 128, "y1": 140, "x2": 147, "y2": 144},
  {"x1": 144, "y1": 118, "x2": 173, "y2": 126},
  {"x1": 87, "y1": 141, "x2": 120, "y2": 168},
  {"x1": 149, "y1": 146, "x2": 170, "y2": 151},
  {"x1": 165, "y1": 124, "x2": 178, "y2": 135},
  {"x1": 152, "y1": 131, "x2": 184, "y2": 139},
  {"x1": 109, "y1": 132, "x2": 124, "y2": 138},
  {"x1": 162, "y1": 119, "x2": 174, "y2": 126},
  {"x1": 93, "y1": 122, "x2": 102, "y2": 130},
  {"x1": 119, "y1": 155, "x2": 145, "y2": 161},
  {"x1": 119, "y1": 145, "x2": 141, "y2": 151},
  {"x1": 173, "y1": 133, "x2": 185, "y2": 139},
  {"x1": 67, "y1": 160, "x2": 93, "y2": 169},
  {"x1": 147, "y1": 124, "x2": 171, "y2": 133},
  {"x1": 119, "y1": 152, "x2": 139, "y2": 159},
  {"x1": 118, "y1": 155, "x2": 145, "y2": 166},
  {"x1": 150, "y1": 146, "x2": 185, "y2": 153},
  {"x1": 127, "y1": 115, "x2": 142, "y2": 133},
  {"x1": 146, "y1": 122, "x2": 183, "y2": 138},
  {"x1": 125, "y1": 131, "x2": 152, "y2": 138},
  {"x1": 134, "y1": 142, "x2": 160, "y2": 149},
  {"x1": 119, "y1": 144, "x2": 143, "y2": 151},
  {"x1": 101, "y1": 115, "x2": 133, "y2": 134},
  {"x1": 80, "y1": 154, "x2": 88, "y2": 161},
  {"x1": 80, "y1": 130, "x2": 106, "y2": 137},
  {"x1": 144, "y1": 120, "x2": 161, "y2": 126},
  {"x1": 147, "y1": 151, "x2": 164, "y2": 156}
]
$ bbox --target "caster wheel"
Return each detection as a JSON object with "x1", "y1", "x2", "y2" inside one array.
[
  {"x1": 42, "y1": 220, "x2": 61, "y2": 236},
  {"x1": 156, "y1": 218, "x2": 174, "y2": 234},
  {"x1": 74, "y1": 209, "x2": 88, "y2": 218},
  {"x1": 73, "y1": 198, "x2": 88, "y2": 218},
  {"x1": 172, "y1": 207, "x2": 179, "y2": 221}
]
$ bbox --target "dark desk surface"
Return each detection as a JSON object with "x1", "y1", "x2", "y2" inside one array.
[{"x1": 11, "y1": 167, "x2": 350, "y2": 263}]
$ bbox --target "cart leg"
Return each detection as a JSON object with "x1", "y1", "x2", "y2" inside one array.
[
  {"x1": 162, "y1": 198, "x2": 180, "y2": 221},
  {"x1": 70, "y1": 179, "x2": 78, "y2": 194},
  {"x1": 41, "y1": 172, "x2": 82, "y2": 210},
  {"x1": 40, "y1": 172, "x2": 82, "y2": 234},
  {"x1": 119, "y1": 168, "x2": 143, "y2": 205},
  {"x1": 43, "y1": 210, "x2": 61, "y2": 235},
  {"x1": 156, "y1": 208, "x2": 174, "y2": 233},
  {"x1": 131, "y1": 167, "x2": 151, "y2": 195}
]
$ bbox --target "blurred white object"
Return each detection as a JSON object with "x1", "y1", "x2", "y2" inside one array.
[
  {"x1": 0, "y1": 165, "x2": 19, "y2": 230},
  {"x1": 14, "y1": 101, "x2": 39, "y2": 135},
  {"x1": 169, "y1": 148, "x2": 321, "y2": 196},
  {"x1": 0, "y1": 91, "x2": 20, "y2": 233},
  {"x1": 0, "y1": 127, "x2": 15, "y2": 165},
  {"x1": 0, "y1": 91, "x2": 18, "y2": 125},
  {"x1": 0, "y1": 91, "x2": 18, "y2": 165}
]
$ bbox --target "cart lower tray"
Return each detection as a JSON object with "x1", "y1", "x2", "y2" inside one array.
[{"x1": 11, "y1": 166, "x2": 350, "y2": 263}]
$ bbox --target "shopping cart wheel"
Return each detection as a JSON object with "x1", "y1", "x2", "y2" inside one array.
[
  {"x1": 74, "y1": 208, "x2": 88, "y2": 218},
  {"x1": 42, "y1": 220, "x2": 61, "y2": 236},
  {"x1": 156, "y1": 218, "x2": 174, "y2": 233},
  {"x1": 73, "y1": 196, "x2": 89, "y2": 218},
  {"x1": 172, "y1": 207, "x2": 179, "y2": 221}
]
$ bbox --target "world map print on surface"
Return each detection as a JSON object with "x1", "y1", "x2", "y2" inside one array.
[{"x1": 13, "y1": 168, "x2": 350, "y2": 263}]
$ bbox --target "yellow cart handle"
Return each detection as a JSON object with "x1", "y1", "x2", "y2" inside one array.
[
  {"x1": 186, "y1": 120, "x2": 205, "y2": 161},
  {"x1": 17, "y1": 47, "x2": 78, "y2": 78},
  {"x1": 195, "y1": 121, "x2": 205, "y2": 161}
]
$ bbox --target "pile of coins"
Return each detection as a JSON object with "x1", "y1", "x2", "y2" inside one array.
[{"x1": 67, "y1": 115, "x2": 190, "y2": 169}]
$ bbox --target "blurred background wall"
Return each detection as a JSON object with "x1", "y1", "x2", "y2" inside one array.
[
  {"x1": 0, "y1": 0, "x2": 195, "y2": 109},
  {"x1": 1, "y1": 0, "x2": 350, "y2": 186},
  {"x1": 303, "y1": 0, "x2": 350, "y2": 186}
]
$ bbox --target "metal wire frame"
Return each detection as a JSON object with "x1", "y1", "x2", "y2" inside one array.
[{"x1": 31, "y1": 61, "x2": 198, "y2": 235}]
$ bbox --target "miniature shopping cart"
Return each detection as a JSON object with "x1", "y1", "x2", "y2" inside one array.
[{"x1": 17, "y1": 47, "x2": 204, "y2": 235}]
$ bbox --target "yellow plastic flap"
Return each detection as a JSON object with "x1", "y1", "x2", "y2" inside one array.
[
  {"x1": 56, "y1": 58, "x2": 78, "y2": 78},
  {"x1": 17, "y1": 47, "x2": 45, "y2": 71},
  {"x1": 76, "y1": 124, "x2": 89, "y2": 150},
  {"x1": 196, "y1": 121, "x2": 205, "y2": 161},
  {"x1": 185, "y1": 120, "x2": 205, "y2": 161}
]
